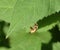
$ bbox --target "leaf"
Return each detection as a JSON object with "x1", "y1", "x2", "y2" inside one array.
[
  {"x1": 37, "y1": 11, "x2": 60, "y2": 32},
  {"x1": 8, "y1": 30, "x2": 51, "y2": 50},
  {"x1": 0, "y1": 0, "x2": 60, "y2": 50},
  {"x1": 6, "y1": 0, "x2": 60, "y2": 38}
]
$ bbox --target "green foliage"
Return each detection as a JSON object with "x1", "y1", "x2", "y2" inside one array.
[{"x1": 0, "y1": 0, "x2": 60, "y2": 50}]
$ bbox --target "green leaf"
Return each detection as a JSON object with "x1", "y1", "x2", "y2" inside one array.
[
  {"x1": 0, "y1": 0, "x2": 60, "y2": 50},
  {"x1": 9, "y1": 31, "x2": 51, "y2": 50}
]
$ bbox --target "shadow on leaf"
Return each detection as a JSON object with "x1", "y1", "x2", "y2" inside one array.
[
  {"x1": 41, "y1": 25, "x2": 60, "y2": 50},
  {"x1": 37, "y1": 11, "x2": 60, "y2": 29},
  {"x1": 0, "y1": 20, "x2": 10, "y2": 48}
]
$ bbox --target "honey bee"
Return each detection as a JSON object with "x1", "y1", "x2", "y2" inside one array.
[{"x1": 30, "y1": 23, "x2": 38, "y2": 34}]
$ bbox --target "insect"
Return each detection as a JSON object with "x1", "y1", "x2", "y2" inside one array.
[{"x1": 30, "y1": 23, "x2": 38, "y2": 34}]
